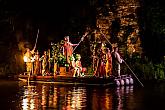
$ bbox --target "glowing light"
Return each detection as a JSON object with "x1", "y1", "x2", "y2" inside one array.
[
  {"x1": 22, "y1": 98, "x2": 28, "y2": 110},
  {"x1": 70, "y1": 87, "x2": 87, "y2": 110},
  {"x1": 23, "y1": 56, "x2": 28, "y2": 62},
  {"x1": 30, "y1": 99, "x2": 35, "y2": 110},
  {"x1": 23, "y1": 56, "x2": 35, "y2": 62}
]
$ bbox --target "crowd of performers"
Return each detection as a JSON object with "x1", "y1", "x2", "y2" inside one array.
[
  {"x1": 23, "y1": 36, "x2": 84, "y2": 77},
  {"x1": 23, "y1": 35, "x2": 124, "y2": 78},
  {"x1": 92, "y1": 42, "x2": 124, "y2": 78}
]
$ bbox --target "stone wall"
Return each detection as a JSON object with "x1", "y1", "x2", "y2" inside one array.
[{"x1": 95, "y1": 0, "x2": 142, "y2": 57}]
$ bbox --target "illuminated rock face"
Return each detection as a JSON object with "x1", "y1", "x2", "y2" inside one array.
[{"x1": 95, "y1": 0, "x2": 142, "y2": 57}]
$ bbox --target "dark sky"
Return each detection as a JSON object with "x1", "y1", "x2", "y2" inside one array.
[
  {"x1": 15, "y1": 0, "x2": 90, "y2": 25},
  {"x1": 1, "y1": 0, "x2": 92, "y2": 29},
  {"x1": 1, "y1": 0, "x2": 165, "y2": 61},
  {"x1": 0, "y1": 0, "x2": 95, "y2": 50}
]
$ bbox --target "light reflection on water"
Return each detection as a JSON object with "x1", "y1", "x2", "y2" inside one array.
[
  {"x1": 19, "y1": 83, "x2": 134, "y2": 110},
  {"x1": 115, "y1": 86, "x2": 134, "y2": 110},
  {"x1": 3, "y1": 80, "x2": 165, "y2": 110}
]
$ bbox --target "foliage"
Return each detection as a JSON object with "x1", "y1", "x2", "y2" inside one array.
[
  {"x1": 57, "y1": 53, "x2": 66, "y2": 66},
  {"x1": 51, "y1": 42, "x2": 66, "y2": 66},
  {"x1": 154, "y1": 64, "x2": 165, "y2": 80},
  {"x1": 87, "y1": 65, "x2": 94, "y2": 76},
  {"x1": 122, "y1": 54, "x2": 165, "y2": 80}
]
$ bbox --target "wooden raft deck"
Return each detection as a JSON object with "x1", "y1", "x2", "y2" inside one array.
[{"x1": 16, "y1": 74, "x2": 116, "y2": 86}]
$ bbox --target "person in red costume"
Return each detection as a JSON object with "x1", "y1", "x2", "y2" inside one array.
[
  {"x1": 94, "y1": 42, "x2": 106, "y2": 77},
  {"x1": 63, "y1": 36, "x2": 78, "y2": 64}
]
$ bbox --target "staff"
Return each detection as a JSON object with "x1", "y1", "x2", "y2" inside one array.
[
  {"x1": 33, "y1": 28, "x2": 40, "y2": 51},
  {"x1": 72, "y1": 32, "x2": 88, "y2": 53},
  {"x1": 32, "y1": 29, "x2": 40, "y2": 74},
  {"x1": 24, "y1": 28, "x2": 40, "y2": 86}
]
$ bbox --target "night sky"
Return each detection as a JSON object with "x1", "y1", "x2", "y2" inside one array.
[
  {"x1": 17, "y1": 0, "x2": 92, "y2": 31},
  {"x1": 0, "y1": 0, "x2": 165, "y2": 62},
  {"x1": 0, "y1": 0, "x2": 95, "y2": 50}
]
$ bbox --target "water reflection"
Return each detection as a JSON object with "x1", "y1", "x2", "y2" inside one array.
[
  {"x1": 20, "y1": 83, "x2": 134, "y2": 110},
  {"x1": 115, "y1": 86, "x2": 134, "y2": 110},
  {"x1": 22, "y1": 86, "x2": 39, "y2": 110},
  {"x1": 66, "y1": 87, "x2": 87, "y2": 110}
]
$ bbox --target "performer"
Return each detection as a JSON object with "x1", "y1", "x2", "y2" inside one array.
[
  {"x1": 23, "y1": 48, "x2": 35, "y2": 74},
  {"x1": 73, "y1": 54, "x2": 82, "y2": 77},
  {"x1": 40, "y1": 51, "x2": 49, "y2": 76},
  {"x1": 69, "y1": 55, "x2": 76, "y2": 76},
  {"x1": 63, "y1": 36, "x2": 78, "y2": 64},
  {"x1": 105, "y1": 48, "x2": 112, "y2": 77},
  {"x1": 23, "y1": 29, "x2": 39, "y2": 75},
  {"x1": 95, "y1": 42, "x2": 106, "y2": 77},
  {"x1": 111, "y1": 47, "x2": 123, "y2": 76},
  {"x1": 33, "y1": 50, "x2": 40, "y2": 75}
]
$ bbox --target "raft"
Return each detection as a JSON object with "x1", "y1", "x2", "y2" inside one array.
[{"x1": 15, "y1": 74, "x2": 134, "y2": 86}]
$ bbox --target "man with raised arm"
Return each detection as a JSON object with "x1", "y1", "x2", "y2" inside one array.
[
  {"x1": 23, "y1": 48, "x2": 35, "y2": 74},
  {"x1": 63, "y1": 36, "x2": 78, "y2": 64}
]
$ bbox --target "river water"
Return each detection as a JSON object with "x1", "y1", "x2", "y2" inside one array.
[{"x1": 0, "y1": 80, "x2": 165, "y2": 110}]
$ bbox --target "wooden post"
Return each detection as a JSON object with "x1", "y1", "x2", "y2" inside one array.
[
  {"x1": 48, "y1": 49, "x2": 51, "y2": 73},
  {"x1": 54, "y1": 53, "x2": 57, "y2": 76},
  {"x1": 31, "y1": 62, "x2": 34, "y2": 75},
  {"x1": 40, "y1": 61, "x2": 42, "y2": 75}
]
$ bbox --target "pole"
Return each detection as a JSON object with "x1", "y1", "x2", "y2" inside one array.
[
  {"x1": 31, "y1": 29, "x2": 40, "y2": 76},
  {"x1": 72, "y1": 32, "x2": 88, "y2": 53},
  {"x1": 33, "y1": 29, "x2": 40, "y2": 51},
  {"x1": 102, "y1": 33, "x2": 144, "y2": 87},
  {"x1": 27, "y1": 28, "x2": 39, "y2": 86},
  {"x1": 72, "y1": 37, "x2": 83, "y2": 53},
  {"x1": 48, "y1": 49, "x2": 51, "y2": 72},
  {"x1": 123, "y1": 60, "x2": 144, "y2": 87}
]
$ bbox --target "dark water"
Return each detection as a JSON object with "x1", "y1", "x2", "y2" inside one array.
[{"x1": 0, "y1": 80, "x2": 165, "y2": 110}]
